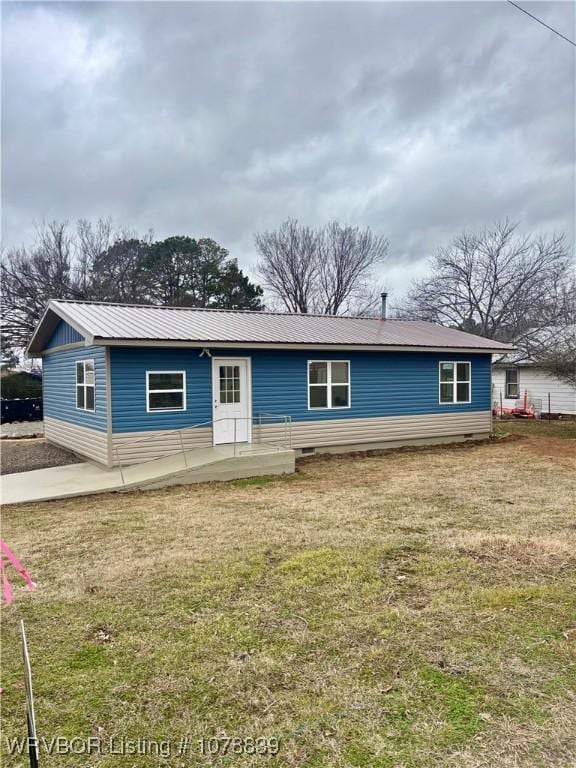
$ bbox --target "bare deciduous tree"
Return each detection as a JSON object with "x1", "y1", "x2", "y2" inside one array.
[
  {"x1": 513, "y1": 286, "x2": 576, "y2": 386},
  {"x1": 1, "y1": 221, "x2": 80, "y2": 349},
  {"x1": 76, "y1": 217, "x2": 113, "y2": 294},
  {"x1": 1, "y1": 219, "x2": 137, "y2": 349},
  {"x1": 399, "y1": 220, "x2": 573, "y2": 347},
  {"x1": 1, "y1": 220, "x2": 265, "y2": 353},
  {"x1": 528, "y1": 329, "x2": 576, "y2": 386},
  {"x1": 254, "y1": 219, "x2": 320, "y2": 313},
  {"x1": 319, "y1": 222, "x2": 390, "y2": 315},
  {"x1": 255, "y1": 219, "x2": 389, "y2": 315}
]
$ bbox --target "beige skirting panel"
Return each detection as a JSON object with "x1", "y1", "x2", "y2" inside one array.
[
  {"x1": 110, "y1": 411, "x2": 491, "y2": 466},
  {"x1": 44, "y1": 416, "x2": 110, "y2": 465},
  {"x1": 112, "y1": 427, "x2": 213, "y2": 465},
  {"x1": 254, "y1": 410, "x2": 492, "y2": 450}
]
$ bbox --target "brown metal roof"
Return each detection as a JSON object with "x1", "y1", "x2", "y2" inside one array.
[{"x1": 27, "y1": 300, "x2": 515, "y2": 354}]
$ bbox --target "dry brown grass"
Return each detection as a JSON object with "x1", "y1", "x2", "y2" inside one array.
[
  {"x1": 1, "y1": 436, "x2": 575, "y2": 767},
  {"x1": 450, "y1": 533, "x2": 575, "y2": 568}
]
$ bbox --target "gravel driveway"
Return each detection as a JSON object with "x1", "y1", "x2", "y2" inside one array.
[
  {"x1": 1, "y1": 438, "x2": 78, "y2": 475},
  {"x1": 1, "y1": 420, "x2": 44, "y2": 438}
]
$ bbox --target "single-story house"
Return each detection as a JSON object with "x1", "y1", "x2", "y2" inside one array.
[
  {"x1": 27, "y1": 300, "x2": 513, "y2": 467},
  {"x1": 492, "y1": 356, "x2": 576, "y2": 416}
]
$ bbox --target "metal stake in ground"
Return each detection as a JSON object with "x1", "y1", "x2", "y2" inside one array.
[{"x1": 20, "y1": 619, "x2": 39, "y2": 768}]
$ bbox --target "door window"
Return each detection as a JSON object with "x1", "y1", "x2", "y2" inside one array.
[{"x1": 219, "y1": 365, "x2": 241, "y2": 404}]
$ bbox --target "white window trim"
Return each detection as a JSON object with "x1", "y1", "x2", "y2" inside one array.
[
  {"x1": 505, "y1": 367, "x2": 520, "y2": 399},
  {"x1": 76, "y1": 359, "x2": 96, "y2": 413},
  {"x1": 146, "y1": 370, "x2": 187, "y2": 413},
  {"x1": 307, "y1": 360, "x2": 351, "y2": 410},
  {"x1": 438, "y1": 361, "x2": 472, "y2": 405}
]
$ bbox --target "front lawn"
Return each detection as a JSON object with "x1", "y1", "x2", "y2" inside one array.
[
  {"x1": 495, "y1": 417, "x2": 576, "y2": 440},
  {"x1": 2, "y1": 434, "x2": 575, "y2": 767}
]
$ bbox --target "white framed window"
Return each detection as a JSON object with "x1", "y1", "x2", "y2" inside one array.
[
  {"x1": 505, "y1": 368, "x2": 519, "y2": 399},
  {"x1": 146, "y1": 371, "x2": 186, "y2": 412},
  {"x1": 439, "y1": 361, "x2": 471, "y2": 404},
  {"x1": 308, "y1": 361, "x2": 350, "y2": 410},
  {"x1": 219, "y1": 364, "x2": 241, "y2": 404},
  {"x1": 76, "y1": 360, "x2": 95, "y2": 412}
]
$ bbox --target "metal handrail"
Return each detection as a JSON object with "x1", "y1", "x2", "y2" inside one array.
[
  {"x1": 113, "y1": 413, "x2": 293, "y2": 480},
  {"x1": 114, "y1": 419, "x2": 214, "y2": 448}
]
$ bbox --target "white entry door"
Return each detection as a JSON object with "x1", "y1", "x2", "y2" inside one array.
[{"x1": 212, "y1": 358, "x2": 251, "y2": 445}]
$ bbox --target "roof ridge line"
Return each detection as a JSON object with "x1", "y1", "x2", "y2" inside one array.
[{"x1": 50, "y1": 299, "x2": 407, "y2": 322}]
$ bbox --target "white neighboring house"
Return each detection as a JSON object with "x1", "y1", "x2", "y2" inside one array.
[{"x1": 492, "y1": 356, "x2": 576, "y2": 416}]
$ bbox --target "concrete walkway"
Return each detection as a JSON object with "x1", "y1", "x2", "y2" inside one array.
[
  {"x1": 2, "y1": 461, "x2": 123, "y2": 505},
  {"x1": 1, "y1": 443, "x2": 295, "y2": 505}
]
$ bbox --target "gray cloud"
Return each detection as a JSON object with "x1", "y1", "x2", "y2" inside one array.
[{"x1": 2, "y1": 1, "x2": 574, "y2": 297}]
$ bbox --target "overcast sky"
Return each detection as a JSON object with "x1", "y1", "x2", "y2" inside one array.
[{"x1": 2, "y1": 1, "x2": 574, "y2": 298}]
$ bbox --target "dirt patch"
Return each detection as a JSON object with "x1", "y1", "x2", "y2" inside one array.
[
  {"x1": 496, "y1": 419, "x2": 576, "y2": 440},
  {"x1": 298, "y1": 436, "x2": 495, "y2": 466},
  {"x1": 1, "y1": 438, "x2": 78, "y2": 475},
  {"x1": 497, "y1": 432, "x2": 524, "y2": 443},
  {"x1": 517, "y1": 435, "x2": 576, "y2": 460}
]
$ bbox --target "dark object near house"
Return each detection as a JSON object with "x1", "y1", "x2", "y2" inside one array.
[
  {"x1": 1, "y1": 399, "x2": 43, "y2": 423},
  {"x1": 1, "y1": 371, "x2": 42, "y2": 400},
  {"x1": 1, "y1": 371, "x2": 43, "y2": 423}
]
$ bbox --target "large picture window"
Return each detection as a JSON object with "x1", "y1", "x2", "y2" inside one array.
[
  {"x1": 76, "y1": 360, "x2": 95, "y2": 411},
  {"x1": 439, "y1": 361, "x2": 471, "y2": 404},
  {"x1": 146, "y1": 371, "x2": 186, "y2": 412},
  {"x1": 308, "y1": 361, "x2": 350, "y2": 409},
  {"x1": 505, "y1": 368, "x2": 519, "y2": 399}
]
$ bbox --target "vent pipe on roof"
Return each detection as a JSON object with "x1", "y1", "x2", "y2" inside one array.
[{"x1": 380, "y1": 292, "x2": 388, "y2": 320}]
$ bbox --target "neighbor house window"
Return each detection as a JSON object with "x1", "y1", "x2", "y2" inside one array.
[
  {"x1": 505, "y1": 368, "x2": 519, "y2": 399},
  {"x1": 76, "y1": 360, "x2": 95, "y2": 411},
  {"x1": 146, "y1": 371, "x2": 186, "y2": 412},
  {"x1": 308, "y1": 361, "x2": 350, "y2": 409},
  {"x1": 439, "y1": 361, "x2": 471, "y2": 404}
]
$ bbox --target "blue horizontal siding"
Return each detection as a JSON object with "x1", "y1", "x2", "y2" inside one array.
[
  {"x1": 110, "y1": 348, "x2": 211, "y2": 432},
  {"x1": 45, "y1": 319, "x2": 84, "y2": 348},
  {"x1": 43, "y1": 345, "x2": 107, "y2": 431},
  {"x1": 252, "y1": 350, "x2": 490, "y2": 421},
  {"x1": 109, "y1": 347, "x2": 491, "y2": 434}
]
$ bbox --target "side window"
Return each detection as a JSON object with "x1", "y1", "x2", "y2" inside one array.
[
  {"x1": 505, "y1": 368, "x2": 519, "y2": 399},
  {"x1": 147, "y1": 371, "x2": 186, "y2": 412},
  {"x1": 439, "y1": 361, "x2": 471, "y2": 404},
  {"x1": 308, "y1": 361, "x2": 350, "y2": 409},
  {"x1": 76, "y1": 360, "x2": 95, "y2": 412}
]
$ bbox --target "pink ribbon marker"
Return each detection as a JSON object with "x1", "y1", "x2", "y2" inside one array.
[{"x1": 0, "y1": 540, "x2": 36, "y2": 606}]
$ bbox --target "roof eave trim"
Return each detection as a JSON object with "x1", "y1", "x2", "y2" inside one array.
[
  {"x1": 50, "y1": 302, "x2": 95, "y2": 345},
  {"x1": 25, "y1": 304, "x2": 52, "y2": 357},
  {"x1": 26, "y1": 301, "x2": 95, "y2": 357},
  {"x1": 94, "y1": 337, "x2": 514, "y2": 353}
]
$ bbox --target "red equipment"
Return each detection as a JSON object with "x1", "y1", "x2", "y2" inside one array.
[{"x1": 493, "y1": 389, "x2": 538, "y2": 419}]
